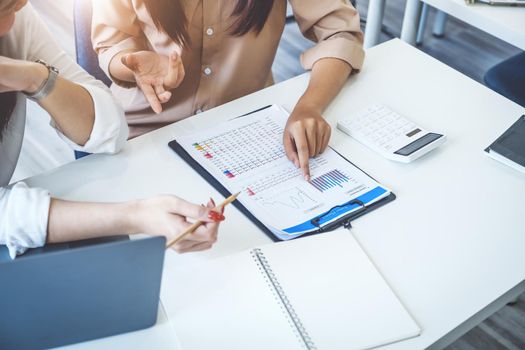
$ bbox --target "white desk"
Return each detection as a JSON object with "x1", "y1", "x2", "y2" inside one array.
[
  {"x1": 41, "y1": 39, "x2": 525, "y2": 349},
  {"x1": 400, "y1": 0, "x2": 525, "y2": 49}
]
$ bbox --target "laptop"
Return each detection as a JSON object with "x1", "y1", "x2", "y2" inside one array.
[{"x1": 0, "y1": 235, "x2": 166, "y2": 350}]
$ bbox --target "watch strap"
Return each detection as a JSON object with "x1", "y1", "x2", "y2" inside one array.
[{"x1": 24, "y1": 60, "x2": 59, "y2": 101}]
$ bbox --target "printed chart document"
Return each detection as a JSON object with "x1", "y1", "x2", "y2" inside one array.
[
  {"x1": 175, "y1": 105, "x2": 392, "y2": 240},
  {"x1": 161, "y1": 230, "x2": 421, "y2": 350}
]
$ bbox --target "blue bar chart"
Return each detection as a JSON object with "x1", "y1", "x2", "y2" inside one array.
[{"x1": 309, "y1": 170, "x2": 349, "y2": 192}]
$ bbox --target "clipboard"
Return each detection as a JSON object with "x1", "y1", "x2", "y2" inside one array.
[{"x1": 168, "y1": 106, "x2": 396, "y2": 242}]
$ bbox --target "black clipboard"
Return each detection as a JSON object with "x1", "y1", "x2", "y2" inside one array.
[{"x1": 168, "y1": 106, "x2": 396, "y2": 242}]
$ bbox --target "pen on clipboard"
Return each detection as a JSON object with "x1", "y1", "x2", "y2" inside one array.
[{"x1": 165, "y1": 192, "x2": 241, "y2": 249}]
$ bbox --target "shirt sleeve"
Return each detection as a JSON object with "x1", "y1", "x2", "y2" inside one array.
[
  {"x1": 25, "y1": 4, "x2": 129, "y2": 153},
  {"x1": 289, "y1": 0, "x2": 365, "y2": 71},
  {"x1": 0, "y1": 183, "x2": 50, "y2": 259},
  {"x1": 91, "y1": 0, "x2": 148, "y2": 87}
]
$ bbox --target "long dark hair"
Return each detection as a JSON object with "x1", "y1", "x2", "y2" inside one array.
[
  {"x1": 0, "y1": 92, "x2": 17, "y2": 140},
  {"x1": 143, "y1": 0, "x2": 275, "y2": 47}
]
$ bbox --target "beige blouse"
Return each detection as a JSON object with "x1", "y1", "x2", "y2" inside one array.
[
  {"x1": 1, "y1": 4, "x2": 128, "y2": 259},
  {"x1": 92, "y1": 0, "x2": 364, "y2": 137}
]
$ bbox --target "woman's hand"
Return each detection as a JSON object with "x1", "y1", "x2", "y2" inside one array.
[
  {"x1": 130, "y1": 195, "x2": 224, "y2": 253},
  {"x1": 0, "y1": 56, "x2": 48, "y2": 93},
  {"x1": 283, "y1": 104, "x2": 331, "y2": 181},
  {"x1": 121, "y1": 51, "x2": 185, "y2": 114},
  {"x1": 48, "y1": 195, "x2": 225, "y2": 254}
]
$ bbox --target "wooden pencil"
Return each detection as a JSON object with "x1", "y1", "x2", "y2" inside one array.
[{"x1": 165, "y1": 192, "x2": 241, "y2": 249}]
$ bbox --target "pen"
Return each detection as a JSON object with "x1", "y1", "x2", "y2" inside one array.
[{"x1": 165, "y1": 192, "x2": 241, "y2": 249}]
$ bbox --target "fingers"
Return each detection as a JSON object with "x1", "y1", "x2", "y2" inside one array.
[
  {"x1": 140, "y1": 83, "x2": 163, "y2": 114},
  {"x1": 172, "y1": 52, "x2": 185, "y2": 87},
  {"x1": 166, "y1": 52, "x2": 185, "y2": 89},
  {"x1": 178, "y1": 222, "x2": 219, "y2": 244},
  {"x1": 305, "y1": 120, "x2": 331, "y2": 157},
  {"x1": 173, "y1": 240, "x2": 214, "y2": 253},
  {"x1": 166, "y1": 195, "x2": 227, "y2": 223},
  {"x1": 153, "y1": 82, "x2": 172, "y2": 103},
  {"x1": 122, "y1": 53, "x2": 163, "y2": 113},
  {"x1": 194, "y1": 222, "x2": 220, "y2": 239},
  {"x1": 121, "y1": 53, "x2": 136, "y2": 71},
  {"x1": 305, "y1": 123, "x2": 318, "y2": 157},
  {"x1": 166, "y1": 196, "x2": 212, "y2": 222},
  {"x1": 283, "y1": 132, "x2": 300, "y2": 167},
  {"x1": 284, "y1": 108, "x2": 335, "y2": 181},
  {"x1": 122, "y1": 52, "x2": 172, "y2": 113},
  {"x1": 170, "y1": 221, "x2": 219, "y2": 253},
  {"x1": 320, "y1": 124, "x2": 331, "y2": 153},
  {"x1": 294, "y1": 129, "x2": 311, "y2": 181},
  {"x1": 284, "y1": 123, "x2": 311, "y2": 180}
]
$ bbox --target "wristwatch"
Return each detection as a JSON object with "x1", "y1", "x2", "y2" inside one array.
[{"x1": 24, "y1": 60, "x2": 59, "y2": 101}]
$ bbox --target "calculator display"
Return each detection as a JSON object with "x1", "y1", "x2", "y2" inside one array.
[{"x1": 394, "y1": 133, "x2": 443, "y2": 156}]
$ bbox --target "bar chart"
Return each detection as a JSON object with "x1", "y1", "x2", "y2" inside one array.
[{"x1": 309, "y1": 170, "x2": 350, "y2": 192}]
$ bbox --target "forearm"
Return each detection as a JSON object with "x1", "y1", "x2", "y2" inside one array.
[
  {"x1": 38, "y1": 73, "x2": 95, "y2": 146},
  {"x1": 46, "y1": 198, "x2": 138, "y2": 244},
  {"x1": 297, "y1": 58, "x2": 353, "y2": 113}
]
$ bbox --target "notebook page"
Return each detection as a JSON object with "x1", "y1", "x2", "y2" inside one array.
[
  {"x1": 176, "y1": 105, "x2": 390, "y2": 239},
  {"x1": 260, "y1": 230, "x2": 421, "y2": 350},
  {"x1": 160, "y1": 251, "x2": 305, "y2": 350}
]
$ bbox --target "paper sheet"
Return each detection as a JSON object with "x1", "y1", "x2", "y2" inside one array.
[
  {"x1": 176, "y1": 105, "x2": 391, "y2": 239},
  {"x1": 161, "y1": 230, "x2": 421, "y2": 350}
]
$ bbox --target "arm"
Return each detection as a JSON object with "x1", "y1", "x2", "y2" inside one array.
[
  {"x1": 0, "y1": 6, "x2": 219, "y2": 259},
  {"x1": 0, "y1": 183, "x2": 224, "y2": 259},
  {"x1": 284, "y1": 0, "x2": 365, "y2": 179},
  {"x1": 24, "y1": 4, "x2": 128, "y2": 153},
  {"x1": 296, "y1": 59, "x2": 353, "y2": 113},
  {"x1": 284, "y1": 58, "x2": 352, "y2": 179},
  {"x1": 108, "y1": 50, "x2": 185, "y2": 114},
  {"x1": 28, "y1": 62, "x2": 95, "y2": 145},
  {"x1": 92, "y1": 0, "x2": 184, "y2": 114},
  {"x1": 47, "y1": 196, "x2": 224, "y2": 253}
]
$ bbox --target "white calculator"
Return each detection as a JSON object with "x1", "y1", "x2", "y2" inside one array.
[{"x1": 337, "y1": 104, "x2": 446, "y2": 163}]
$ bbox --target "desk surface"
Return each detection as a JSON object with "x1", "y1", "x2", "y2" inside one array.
[
  {"x1": 423, "y1": 0, "x2": 525, "y2": 49},
  {"x1": 41, "y1": 39, "x2": 525, "y2": 350}
]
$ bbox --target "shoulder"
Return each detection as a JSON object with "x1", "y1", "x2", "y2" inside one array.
[{"x1": 13, "y1": 3, "x2": 39, "y2": 33}]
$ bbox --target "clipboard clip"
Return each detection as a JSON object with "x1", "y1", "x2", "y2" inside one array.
[{"x1": 310, "y1": 199, "x2": 367, "y2": 233}]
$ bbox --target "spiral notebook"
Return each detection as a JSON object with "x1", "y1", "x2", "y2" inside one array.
[
  {"x1": 169, "y1": 105, "x2": 395, "y2": 241},
  {"x1": 161, "y1": 230, "x2": 421, "y2": 350}
]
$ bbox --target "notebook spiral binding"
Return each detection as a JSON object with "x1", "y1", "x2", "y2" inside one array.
[{"x1": 251, "y1": 248, "x2": 317, "y2": 350}]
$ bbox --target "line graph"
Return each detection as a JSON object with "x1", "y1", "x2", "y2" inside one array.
[{"x1": 259, "y1": 187, "x2": 318, "y2": 211}]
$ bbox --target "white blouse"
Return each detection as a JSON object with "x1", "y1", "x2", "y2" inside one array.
[{"x1": 0, "y1": 5, "x2": 129, "y2": 259}]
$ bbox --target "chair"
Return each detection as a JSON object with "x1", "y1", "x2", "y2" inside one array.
[
  {"x1": 73, "y1": 0, "x2": 113, "y2": 159},
  {"x1": 484, "y1": 51, "x2": 525, "y2": 107},
  {"x1": 73, "y1": 0, "x2": 112, "y2": 88}
]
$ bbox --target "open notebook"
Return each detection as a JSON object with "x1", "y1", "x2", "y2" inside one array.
[
  {"x1": 170, "y1": 105, "x2": 395, "y2": 241},
  {"x1": 161, "y1": 230, "x2": 421, "y2": 350}
]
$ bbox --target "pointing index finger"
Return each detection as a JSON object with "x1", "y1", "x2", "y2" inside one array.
[{"x1": 294, "y1": 130, "x2": 311, "y2": 181}]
